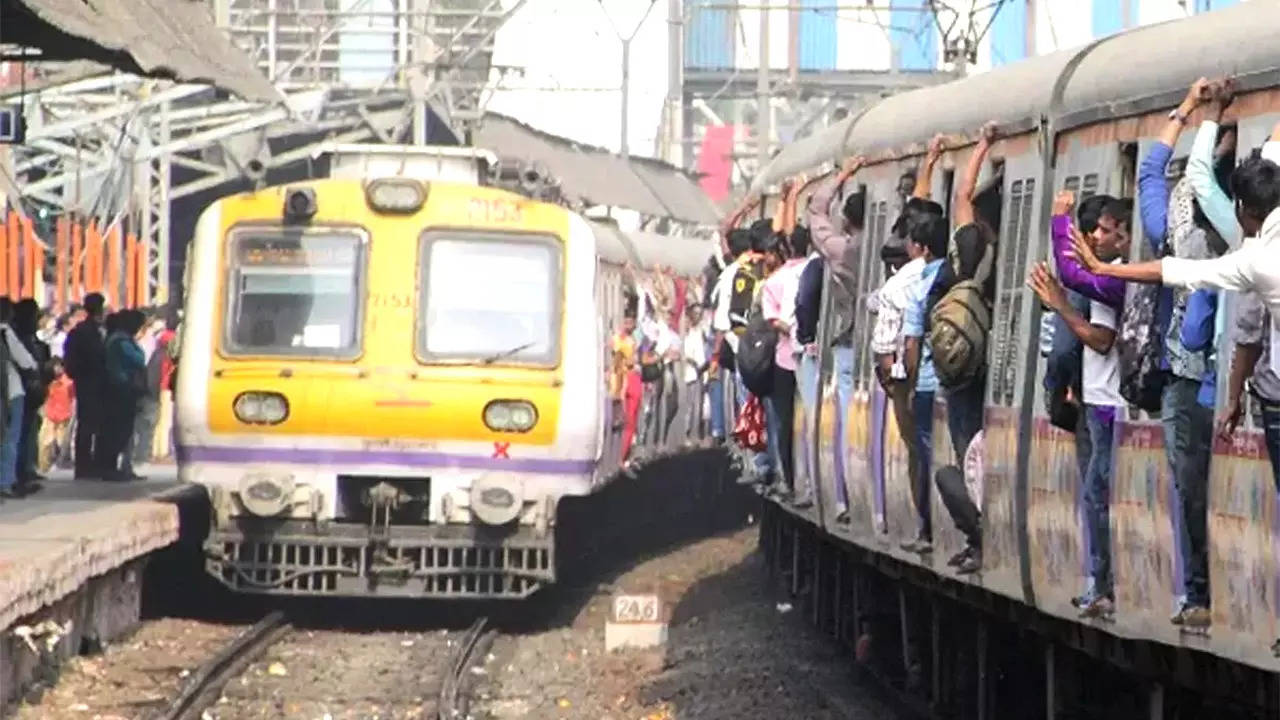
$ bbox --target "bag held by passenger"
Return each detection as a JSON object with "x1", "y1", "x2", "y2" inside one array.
[
  {"x1": 929, "y1": 280, "x2": 991, "y2": 389},
  {"x1": 737, "y1": 307, "x2": 776, "y2": 397},
  {"x1": 733, "y1": 393, "x2": 767, "y2": 452},
  {"x1": 1117, "y1": 282, "x2": 1165, "y2": 413}
]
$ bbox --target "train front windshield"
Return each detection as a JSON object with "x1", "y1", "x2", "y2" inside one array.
[
  {"x1": 418, "y1": 231, "x2": 561, "y2": 366},
  {"x1": 224, "y1": 231, "x2": 365, "y2": 357}
]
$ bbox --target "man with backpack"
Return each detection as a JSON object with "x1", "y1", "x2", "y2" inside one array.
[
  {"x1": 757, "y1": 182, "x2": 810, "y2": 504},
  {"x1": 929, "y1": 123, "x2": 1000, "y2": 571},
  {"x1": 735, "y1": 228, "x2": 785, "y2": 485}
]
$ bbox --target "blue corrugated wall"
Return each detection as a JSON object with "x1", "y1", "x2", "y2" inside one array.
[
  {"x1": 797, "y1": 0, "x2": 836, "y2": 71},
  {"x1": 1091, "y1": 0, "x2": 1125, "y2": 38},
  {"x1": 990, "y1": 0, "x2": 1026, "y2": 67},
  {"x1": 685, "y1": 0, "x2": 734, "y2": 70},
  {"x1": 890, "y1": 0, "x2": 936, "y2": 70}
]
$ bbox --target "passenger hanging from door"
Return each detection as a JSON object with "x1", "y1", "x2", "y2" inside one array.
[
  {"x1": 873, "y1": 136, "x2": 945, "y2": 553},
  {"x1": 803, "y1": 161, "x2": 867, "y2": 525},
  {"x1": 1030, "y1": 196, "x2": 1135, "y2": 621},
  {"x1": 931, "y1": 122, "x2": 1000, "y2": 573},
  {"x1": 1133, "y1": 76, "x2": 1235, "y2": 629}
]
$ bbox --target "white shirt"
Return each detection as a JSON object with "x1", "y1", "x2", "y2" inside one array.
[
  {"x1": 49, "y1": 330, "x2": 67, "y2": 359},
  {"x1": 1082, "y1": 299, "x2": 1125, "y2": 407},
  {"x1": 710, "y1": 258, "x2": 743, "y2": 353},
  {"x1": 870, "y1": 257, "x2": 924, "y2": 355},
  {"x1": 683, "y1": 324, "x2": 707, "y2": 383},
  {"x1": 1, "y1": 325, "x2": 37, "y2": 401},
  {"x1": 1163, "y1": 206, "x2": 1280, "y2": 373}
]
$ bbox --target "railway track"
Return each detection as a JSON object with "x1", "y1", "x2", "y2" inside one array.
[{"x1": 153, "y1": 613, "x2": 494, "y2": 720}]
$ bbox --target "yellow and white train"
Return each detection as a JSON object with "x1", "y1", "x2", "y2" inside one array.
[{"x1": 174, "y1": 145, "x2": 712, "y2": 598}]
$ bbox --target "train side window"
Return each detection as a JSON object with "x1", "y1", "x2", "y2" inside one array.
[
  {"x1": 991, "y1": 177, "x2": 1035, "y2": 406},
  {"x1": 1118, "y1": 142, "x2": 1138, "y2": 199},
  {"x1": 1063, "y1": 175, "x2": 1080, "y2": 193},
  {"x1": 851, "y1": 200, "x2": 878, "y2": 388},
  {"x1": 854, "y1": 199, "x2": 888, "y2": 391},
  {"x1": 942, "y1": 168, "x2": 956, "y2": 222},
  {"x1": 1082, "y1": 173, "x2": 1099, "y2": 199}
]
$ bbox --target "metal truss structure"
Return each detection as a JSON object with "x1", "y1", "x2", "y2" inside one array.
[
  {"x1": 676, "y1": 1, "x2": 1008, "y2": 189},
  {"x1": 6, "y1": 0, "x2": 527, "y2": 304}
]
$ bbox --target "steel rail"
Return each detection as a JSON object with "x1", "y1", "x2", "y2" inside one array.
[
  {"x1": 155, "y1": 610, "x2": 292, "y2": 720},
  {"x1": 436, "y1": 617, "x2": 494, "y2": 720}
]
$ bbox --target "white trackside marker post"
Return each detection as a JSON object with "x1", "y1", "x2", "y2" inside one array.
[{"x1": 605, "y1": 593, "x2": 667, "y2": 651}]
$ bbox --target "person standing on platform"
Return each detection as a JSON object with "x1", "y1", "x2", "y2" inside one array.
[
  {"x1": 13, "y1": 299, "x2": 50, "y2": 493},
  {"x1": 63, "y1": 293, "x2": 108, "y2": 480},
  {"x1": 0, "y1": 301, "x2": 38, "y2": 499},
  {"x1": 103, "y1": 310, "x2": 147, "y2": 482}
]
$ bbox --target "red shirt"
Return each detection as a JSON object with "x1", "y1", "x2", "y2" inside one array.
[
  {"x1": 158, "y1": 329, "x2": 177, "y2": 390},
  {"x1": 44, "y1": 375, "x2": 74, "y2": 423}
]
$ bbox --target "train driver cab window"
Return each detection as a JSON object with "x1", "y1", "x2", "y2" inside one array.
[
  {"x1": 224, "y1": 231, "x2": 365, "y2": 357},
  {"x1": 418, "y1": 232, "x2": 561, "y2": 366}
]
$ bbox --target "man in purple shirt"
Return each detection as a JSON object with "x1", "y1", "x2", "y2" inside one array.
[{"x1": 1049, "y1": 191, "x2": 1126, "y2": 309}]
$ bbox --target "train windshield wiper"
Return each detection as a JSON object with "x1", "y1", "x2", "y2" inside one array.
[{"x1": 481, "y1": 341, "x2": 535, "y2": 365}]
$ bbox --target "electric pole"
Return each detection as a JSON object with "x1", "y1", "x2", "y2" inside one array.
[{"x1": 756, "y1": 2, "x2": 770, "y2": 171}]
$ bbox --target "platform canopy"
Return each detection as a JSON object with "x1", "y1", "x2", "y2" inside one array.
[{"x1": 1, "y1": 0, "x2": 279, "y2": 102}]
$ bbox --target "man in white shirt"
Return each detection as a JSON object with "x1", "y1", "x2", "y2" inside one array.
[
  {"x1": 682, "y1": 305, "x2": 709, "y2": 442},
  {"x1": 1072, "y1": 130, "x2": 1280, "y2": 376},
  {"x1": 1030, "y1": 259, "x2": 1124, "y2": 621}
]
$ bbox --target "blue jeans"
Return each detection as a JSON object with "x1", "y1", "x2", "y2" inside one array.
[
  {"x1": 1162, "y1": 376, "x2": 1212, "y2": 608},
  {"x1": 759, "y1": 395, "x2": 779, "y2": 476},
  {"x1": 707, "y1": 373, "x2": 725, "y2": 439},
  {"x1": 1, "y1": 396, "x2": 24, "y2": 491},
  {"x1": 913, "y1": 390, "x2": 936, "y2": 540},
  {"x1": 1262, "y1": 403, "x2": 1280, "y2": 492},
  {"x1": 1084, "y1": 405, "x2": 1116, "y2": 598},
  {"x1": 945, "y1": 377, "x2": 985, "y2": 460},
  {"x1": 797, "y1": 353, "x2": 820, "y2": 412}
]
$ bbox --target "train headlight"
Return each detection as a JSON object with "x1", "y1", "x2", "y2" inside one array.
[
  {"x1": 233, "y1": 391, "x2": 289, "y2": 425},
  {"x1": 471, "y1": 475, "x2": 523, "y2": 526},
  {"x1": 238, "y1": 472, "x2": 295, "y2": 517},
  {"x1": 483, "y1": 400, "x2": 537, "y2": 433},
  {"x1": 365, "y1": 178, "x2": 426, "y2": 213}
]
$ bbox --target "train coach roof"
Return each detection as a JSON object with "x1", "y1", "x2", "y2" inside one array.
[
  {"x1": 589, "y1": 221, "x2": 642, "y2": 268},
  {"x1": 627, "y1": 230, "x2": 715, "y2": 277},
  {"x1": 588, "y1": 221, "x2": 713, "y2": 276},
  {"x1": 1058, "y1": 2, "x2": 1280, "y2": 123},
  {"x1": 754, "y1": 1, "x2": 1280, "y2": 191}
]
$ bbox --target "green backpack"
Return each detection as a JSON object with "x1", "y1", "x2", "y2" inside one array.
[{"x1": 929, "y1": 279, "x2": 992, "y2": 390}]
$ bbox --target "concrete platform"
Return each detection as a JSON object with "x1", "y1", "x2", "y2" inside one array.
[{"x1": 0, "y1": 468, "x2": 191, "y2": 706}]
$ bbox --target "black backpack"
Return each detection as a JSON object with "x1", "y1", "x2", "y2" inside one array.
[
  {"x1": 737, "y1": 302, "x2": 776, "y2": 397},
  {"x1": 1118, "y1": 281, "x2": 1166, "y2": 413},
  {"x1": 726, "y1": 260, "x2": 762, "y2": 332}
]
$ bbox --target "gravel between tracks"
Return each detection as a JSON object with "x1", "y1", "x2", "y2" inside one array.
[
  {"x1": 12, "y1": 618, "x2": 242, "y2": 720},
  {"x1": 14, "y1": 525, "x2": 895, "y2": 720},
  {"x1": 475, "y1": 525, "x2": 898, "y2": 720},
  {"x1": 217, "y1": 627, "x2": 465, "y2": 719}
]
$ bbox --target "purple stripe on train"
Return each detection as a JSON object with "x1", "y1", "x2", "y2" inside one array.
[{"x1": 177, "y1": 445, "x2": 597, "y2": 474}]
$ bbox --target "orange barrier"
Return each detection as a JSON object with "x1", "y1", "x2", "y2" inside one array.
[
  {"x1": 55, "y1": 218, "x2": 68, "y2": 313},
  {"x1": 4, "y1": 212, "x2": 16, "y2": 299},
  {"x1": 0, "y1": 211, "x2": 152, "y2": 311},
  {"x1": 71, "y1": 221, "x2": 82, "y2": 304},
  {"x1": 106, "y1": 224, "x2": 121, "y2": 311}
]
